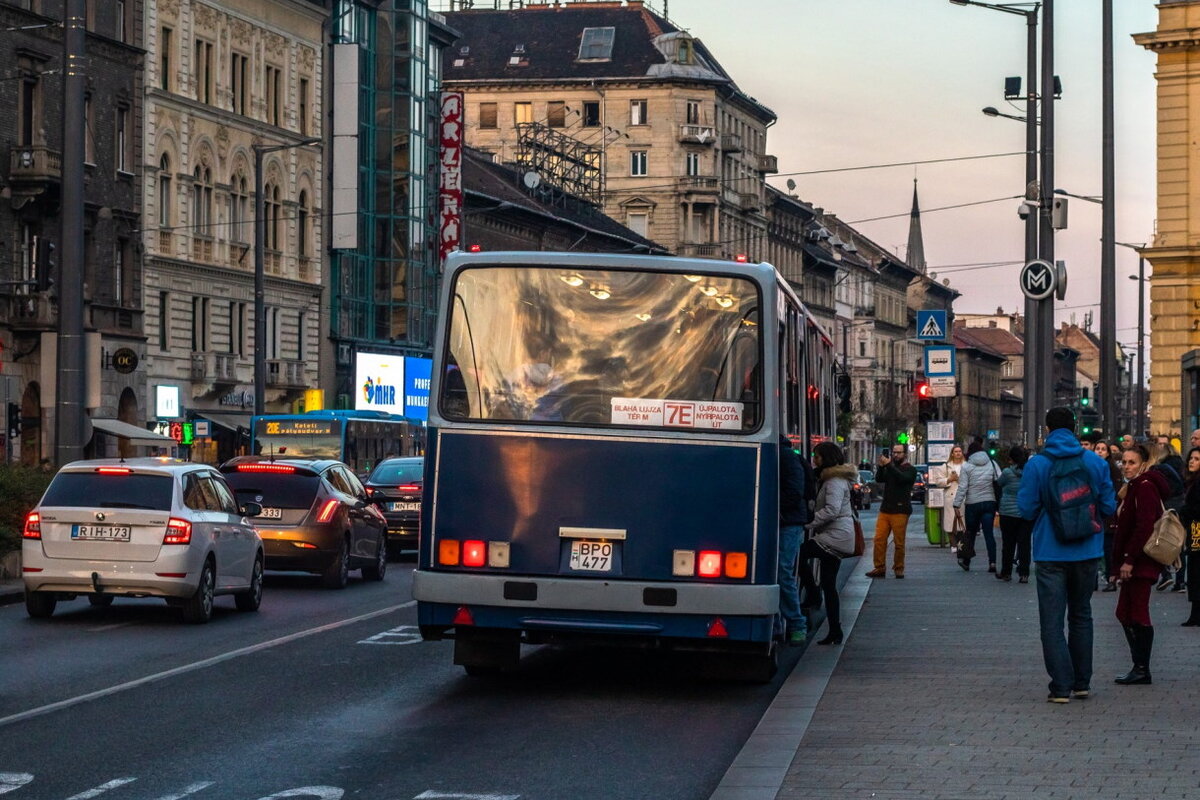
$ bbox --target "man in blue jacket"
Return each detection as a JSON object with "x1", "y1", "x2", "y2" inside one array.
[{"x1": 1018, "y1": 407, "x2": 1117, "y2": 703}]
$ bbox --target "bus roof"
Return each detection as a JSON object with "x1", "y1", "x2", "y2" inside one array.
[{"x1": 443, "y1": 250, "x2": 778, "y2": 283}]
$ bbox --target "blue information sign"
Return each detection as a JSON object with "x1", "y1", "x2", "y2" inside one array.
[{"x1": 403, "y1": 356, "x2": 432, "y2": 421}]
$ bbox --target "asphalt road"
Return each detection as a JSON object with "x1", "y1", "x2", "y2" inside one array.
[{"x1": 0, "y1": 527, "x2": 867, "y2": 800}]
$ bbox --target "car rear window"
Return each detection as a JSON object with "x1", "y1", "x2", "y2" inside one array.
[
  {"x1": 41, "y1": 473, "x2": 174, "y2": 510},
  {"x1": 223, "y1": 472, "x2": 321, "y2": 508},
  {"x1": 369, "y1": 460, "x2": 424, "y2": 484}
]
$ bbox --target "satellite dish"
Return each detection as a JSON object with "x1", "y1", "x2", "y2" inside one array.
[
  {"x1": 523, "y1": 171, "x2": 542, "y2": 190},
  {"x1": 786, "y1": 179, "x2": 796, "y2": 192}
]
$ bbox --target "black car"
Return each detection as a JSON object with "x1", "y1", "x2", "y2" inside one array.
[
  {"x1": 911, "y1": 464, "x2": 927, "y2": 503},
  {"x1": 363, "y1": 457, "x2": 424, "y2": 557}
]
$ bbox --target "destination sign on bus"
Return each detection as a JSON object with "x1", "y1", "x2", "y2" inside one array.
[
  {"x1": 262, "y1": 420, "x2": 337, "y2": 436},
  {"x1": 610, "y1": 398, "x2": 743, "y2": 430}
]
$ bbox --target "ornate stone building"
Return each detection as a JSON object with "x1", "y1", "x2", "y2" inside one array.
[{"x1": 141, "y1": 0, "x2": 327, "y2": 462}]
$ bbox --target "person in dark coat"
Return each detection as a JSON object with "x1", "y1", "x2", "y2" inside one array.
[
  {"x1": 777, "y1": 435, "x2": 808, "y2": 645},
  {"x1": 1094, "y1": 440, "x2": 1124, "y2": 592},
  {"x1": 1150, "y1": 444, "x2": 1185, "y2": 590},
  {"x1": 1180, "y1": 447, "x2": 1200, "y2": 627},
  {"x1": 1112, "y1": 443, "x2": 1170, "y2": 685},
  {"x1": 996, "y1": 445, "x2": 1031, "y2": 582}
]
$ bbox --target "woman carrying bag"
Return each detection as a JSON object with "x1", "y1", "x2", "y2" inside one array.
[{"x1": 798, "y1": 441, "x2": 856, "y2": 646}]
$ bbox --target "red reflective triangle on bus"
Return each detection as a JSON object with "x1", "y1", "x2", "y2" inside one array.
[
  {"x1": 707, "y1": 618, "x2": 729, "y2": 638},
  {"x1": 453, "y1": 606, "x2": 475, "y2": 626}
]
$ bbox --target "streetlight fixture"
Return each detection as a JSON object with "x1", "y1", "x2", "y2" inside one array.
[
  {"x1": 253, "y1": 137, "x2": 321, "y2": 416},
  {"x1": 1120, "y1": 241, "x2": 1148, "y2": 437},
  {"x1": 982, "y1": 106, "x2": 1030, "y2": 124},
  {"x1": 953, "y1": 0, "x2": 1042, "y2": 443}
]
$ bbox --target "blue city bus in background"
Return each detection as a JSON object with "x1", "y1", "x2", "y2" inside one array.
[
  {"x1": 249, "y1": 410, "x2": 425, "y2": 475},
  {"x1": 413, "y1": 252, "x2": 836, "y2": 680}
]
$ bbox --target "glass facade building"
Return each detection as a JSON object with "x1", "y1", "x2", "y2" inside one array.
[{"x1": 330, "y1": 1, "x2": 455, "y2": 408}]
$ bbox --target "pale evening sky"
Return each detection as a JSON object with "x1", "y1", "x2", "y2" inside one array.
[{"x1": 669, "y1": 0, "x2": 1159, "y2": 351}]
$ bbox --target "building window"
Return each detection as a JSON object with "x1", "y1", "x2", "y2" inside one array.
[
  {"x1": 297, "y1": 190, "x2": 309, "y2": 258},
  {"x1": 18, "y1": 74, "x2": 39, "y2": 147},
  {"x1": 194, "y1": 39, "x2": 214, "y2": 104},
  {"x1": 514, "y1": 102, "x2": 532, "y2": 125},
  {"x1": 230, "y1": 174, "x2": 248, "y2": 243},
  {"x1": 547, "y1": 100, "x2": 566, "y2": 128},
  {"x1": 266, "y1": 307, "x2": 280, "y2": 360},
  {"x1": 686, "y1": 100, "x2": 701, "y2": 125},
  {"x1": 192, "y1": 165, "x2": 213, "y2": 236},
  {"x1": 686, "y1": 151, "x2": 700, "y2": 176},
  {"x1": 159, "y1": 291, "x2": 170, "y2": 350},
  {"x1": 114, "y1": 0, "x2": 125, "y2": 42},
  {"x1": 299, "y1": 78, "x2": 310, "y2": 135},
  {"x1": 230, "y1": 53, "x2": 248, "y2": 115},
  {"x1": 192, "y1": 296, "x2": 210, "y2": 352},
  {"x1": 678, "y1": 39, "x2": 692, "y2": 64},
  {"x1": 160, "y1": 28, "x2": 173, "y2": 91},
  {"x1": 478, "y1": 102, "x2": 497, "y2": 129},
  {"x1": 582, "y1": 101, "x2": 600, "y2": 127},
  {"x1": 264, "y1": 183, "x2": 281, "y2": 251},
  {"x1": 84, "y1": 96, "x2": 94, "y2": 164},
  {"x1": 115, "y1": 107, "x2": 131, "y2": 174},
  {"x1": 297, "y1": 311, "x2": 306, "y2": 361},
  {"x1": 630, "y1": 99, "x2": 648, "y2": 126},
  {"x1": 114, "y1": 238, "x2": 130, "y2": 305},
  {"x1": 577, "y1": 26, "x2": 615, "y2": 61},
  {"x1": 158, "y1": 154, "x2": 172, "y2": 227},
  {"x1": 630, "y1": 151, "x2": 647, "y2": 177},
  {"x1": 265, "y1": 65, "x2": 282, "y2": 126},
  {"x1": 627, "y1": 212, "x2": 648, "y2": 238}
]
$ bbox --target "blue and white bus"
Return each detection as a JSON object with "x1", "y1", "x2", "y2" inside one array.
[
  {"x1": 413, "y1": 252, "x2": 836, "y2": 679},
  {"x1": 249, "y1": 410, "x2": 425, "y2": 475}
]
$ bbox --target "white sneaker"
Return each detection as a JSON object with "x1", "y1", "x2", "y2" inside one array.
[{"x1": 950, "y1": 546, "x2": 958, "y2": 554}]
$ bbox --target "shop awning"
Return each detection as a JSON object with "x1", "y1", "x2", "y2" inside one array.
[
  {"x1": 89, "y1": 418, "x2": 176, "y2": 446},
  {"x1": 199, "y1": 413, "x2": 253, "y2": 433}
]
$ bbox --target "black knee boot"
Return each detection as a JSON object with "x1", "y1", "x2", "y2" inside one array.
[{"x1": 1115, "y1": 625, "x2": 1153, "y2": 685}]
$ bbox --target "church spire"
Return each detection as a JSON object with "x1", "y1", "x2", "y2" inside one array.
[{"x1": 906, "y1": 179, "x2": 927, "y2": 273}]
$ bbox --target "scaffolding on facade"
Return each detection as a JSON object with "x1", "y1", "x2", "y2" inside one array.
[{"x1": 514, "y1": 121, "x2": 605, "y2": 207}]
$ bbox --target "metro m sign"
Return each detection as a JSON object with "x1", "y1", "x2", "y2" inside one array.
[{"x1": 439, "y1": 92, "x2": 464, "y2": 264}]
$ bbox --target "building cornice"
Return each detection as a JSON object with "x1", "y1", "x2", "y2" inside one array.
[{"x1": 149, "y1": 255, "x2": 322, "y2": 295}]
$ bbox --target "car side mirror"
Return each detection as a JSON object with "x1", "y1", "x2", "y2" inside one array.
[
  {"x1": 354, "y1": 499, "x2": 368, "y2": 510},
  {"x1": 240, "y1": 501, "x2": 263, "y2": 517}
]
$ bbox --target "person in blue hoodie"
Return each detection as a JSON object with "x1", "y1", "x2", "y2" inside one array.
[{"x1": 1018, "y1": 407, "x2": 1118, "y2": 704}]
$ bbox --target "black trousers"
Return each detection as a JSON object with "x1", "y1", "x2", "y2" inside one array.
[
  {"x1": 798, "y1": 539, "x2": 842, "y2": 634},
  {"x1": 998, "y1": 514, "x2": 1032, "y2": 578}
]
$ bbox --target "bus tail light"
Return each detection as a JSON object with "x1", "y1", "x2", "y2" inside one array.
[
  {"x1": 724, "y1": 552, "x2": 748, "y2": 579},
  {"x1": 23, "y1": 512, "x2": 41, "y2": 540},
  {"x1": 439, "y1": 540, "x2": 461, "y2": 565},
  {"x1": 673, "y1": 550, "x2": 695, "y2": 576},
  {"x1": 488, "y1": 542, "x2": 510, "y2": 568},
  {"x1": 462, "y1": 540, "x2": 486, "y2": 568},
  {"x1": 707, "y1": 618, "x2": 729, "y2": 638},
  {"x1": 163, "y1": 518, "x2": 192, "y2": 545},
  {"x1": 697, "y1": 551, "x2": 722, "y2": 578},
  {"x1": 453, "y1": 605, "x2": 475, "y2": 625}
]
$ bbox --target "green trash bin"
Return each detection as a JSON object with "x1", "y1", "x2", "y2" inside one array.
[{"x1": 925, "y1": 504, "x2": 945, "y2": 546}]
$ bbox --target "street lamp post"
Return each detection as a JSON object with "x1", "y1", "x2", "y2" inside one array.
[
  {"x1": 952, "y1": 0, "x2": 1041, "y2": 443},
  {"x1": 1101, "y1": 0, "x2": 1116, "y2": 442},
  {"x1": 253, "y1": 138, "x2": 321, "y2": 416},
  {"x1": 1119, "y1": 241, "x2": 1148, "y2": 437}
]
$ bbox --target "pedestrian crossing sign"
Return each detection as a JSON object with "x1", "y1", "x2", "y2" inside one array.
[{"x1": 917, "y1": 310, "x2": 947, "y2": 341}]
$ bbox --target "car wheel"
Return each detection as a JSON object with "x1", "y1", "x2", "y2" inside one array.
[
  {"x1": 362, "y1": 534, "x2": 387, "y2": 582},
  {"x1": 181, "y1": 560, "x2": 216, "y2": 624},
  {"x1": 235, "y1": 555, "x2": 264, "y2": 612},
  {"x1": 25, "y1": 591, "x2": 57, "y2": 619},
  {"x1": 88, "y1": 594, "x2": 114, "y2": 607},
  {"x1": 322, "y1": 538, "x2": 350, "y2": 590}
]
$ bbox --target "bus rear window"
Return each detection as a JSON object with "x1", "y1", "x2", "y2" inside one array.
[
  {"x1": 41, "y1": 473, "x2": 174, "y2": 510},
  {"x1": 223, "y1": 473, "x2": 322, "y2": 509},
  {"x1": 440, "y1": 266, "x2": 761, "y2": 432}
]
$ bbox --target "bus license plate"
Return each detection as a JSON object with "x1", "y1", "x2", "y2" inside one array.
[
  {"x1": 569, "y1": 540, "x2": 613, "y2": 572},
  {"x1": 391, "y1": 502, "x2": 420, "y2": 512},
  {"x1": 72, "y1": 525, "x2": 131, "y2": 541}
]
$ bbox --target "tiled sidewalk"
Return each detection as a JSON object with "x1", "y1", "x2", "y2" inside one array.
[{"x1": 774, "y1": 532, "x2": 1200, "y2": 800}]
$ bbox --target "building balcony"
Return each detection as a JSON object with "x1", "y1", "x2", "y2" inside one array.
[
  {"x1": 720, "y1": 133, "x2": 742, "y2": 153},
  {"x1": 298, "y1": 257, "x2": 316, "y2": 282},
  {"x1": 678, "y1": 242, "x2": 721, "y2": 258},
  {"x1": 267, "y1": 359, "x2": 306, "y2": 389},
  {"x1": 8, "y1": 145, "x2": 62, "y2": 184},
  {"x1": 758, "y1": 154, "x2": 778, "y2": 173},
  {"x1": 5, "y1": 291, "x2": 55, "y2": 330},
  {"x1": 678, "y1": 124, "x2": 716, "y2": 145},
  {"x1": 191, "y1": 235, "x2": 214, "y2": 264},
  {"x1": 739, "y1": 192, "x2": 760, "y2": 211},
  {"x1": 266, "y1": 250, "x2": 283, "y2": 275},
  {"x1": 190, "y1": 351, "x2": 237, "y2": 384},
  {"x1": 157, "y1": 230, "x2": 175, "y2": 256},
  {"x1": 678, "y1": 176, "x2": 720, "y2": 194}
]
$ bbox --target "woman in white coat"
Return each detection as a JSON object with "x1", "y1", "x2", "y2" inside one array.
[{"x1": 941, "y1": 445, "x2": 966, "y2": 551}]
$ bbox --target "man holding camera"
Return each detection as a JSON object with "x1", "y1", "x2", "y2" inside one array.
[{"x1": 868, "y1": 444, "x2": 919, "y2": 579}]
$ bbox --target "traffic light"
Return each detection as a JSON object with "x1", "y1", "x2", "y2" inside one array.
[
  {"x1": 7, "y1": 402, "x2": 20, "y2": 439},
  {"x1": 987, "y1": 439, "x2": 999, "y2": 457},
  {"x1": 35, "y1": 237, "x2": 55, "y2": 292},
  {"x1": 916, "y1": 381, "x2": 935, "y2": 423},
  {"x1": 835, "y1": 372, "x2": 851, "y2": 414}
]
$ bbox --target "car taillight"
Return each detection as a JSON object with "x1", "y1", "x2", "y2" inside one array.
[
  {"x1": 364, "y1": 487, "x2": 375, "y2": 496},
  {"x1": 96, "y1": 467, "x2": 132, "y2": 475},
  {"x1": 397, "y1": 484, "x2": 421, "y2": 492},
  {"x1": 315, "y1": 499, "x2": 340, "y2": 524},
  {"x1": 163, "y1": 518, "x2": 192, "y2": 545},
  {"x1": 23, "y1": 511, "x2": 41, "y2": 540}
]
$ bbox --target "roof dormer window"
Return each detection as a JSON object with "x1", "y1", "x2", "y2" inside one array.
[
  {"x1": 578, "y1": 26, "x2": 615, "y2": 61},
  {"x1": 678, "y1": 39, "x2": 692, "y2": 64}
]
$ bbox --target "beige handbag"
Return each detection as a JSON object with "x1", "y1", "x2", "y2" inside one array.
[{"x1": 1144, "y1": 501, "x2": 1185, "y2": 568}]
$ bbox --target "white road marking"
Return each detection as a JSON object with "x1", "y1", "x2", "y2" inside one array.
[
  {"x1": 0, "y1": 774, "x2": 33, "y2": 795},
  {"x1": 358, "y1": 625, "x2": 422, "y2": 645},
  {"x1": 65, "y1": 778, "x2": 137, "y2": 800},
  {"x1": 254, "y1": 789, "x2": 343, "y2": 800},
  {"x1": 87, "y1": 622, "x2": 137, "y2": 632},
  {"x1": 0, "y1": 602, "x2": 415, "y2": 729},
  {"x1": 152, "y1": 782, "x2": 215, "y2": 800},
  {"x1": 414, "y1": 793, "x2": 520, "y2": 800}
]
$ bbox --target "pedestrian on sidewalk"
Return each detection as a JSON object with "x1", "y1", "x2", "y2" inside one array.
[
  {"x1": 799, "y1": 441, "x2": 856, "y2": 645},
  {"x1": 941, "y1": 445, "x2": 966, "y2": 552},
  {"x1": 996, "y1": 445, "x2": 1031, "y2": 583},
  {"x1": 867, "y1": 443, "x2": 917, "y2": 579},
  {"x1": 1017, "y1": 407, "x2": 1117, "y2": 703},
  {"x1": 1180, "y1": 446, "x2": 1200, "y2": 627},
  {"x1": 777, "y1": 435, "x2": 809, "y2": 646},
  {"x1": 1148, "y1": 443, "x2": 1185, "y2": 591},
  {"x1": 1094, "y1": 441, "x2": 1124, "y2": 593},
  {"x1": 953, "y1": 441, "x2": 1002, "y2": 572},
  {"x1": 1112, "y1": 443, "x2": 1169, "y2": 685}
]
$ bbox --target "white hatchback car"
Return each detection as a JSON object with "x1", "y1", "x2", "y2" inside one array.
[{"x1": 22, "y1": 459, "x2": 265, "y2": 623}]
